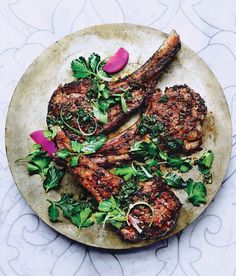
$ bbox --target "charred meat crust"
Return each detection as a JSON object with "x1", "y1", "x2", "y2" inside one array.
[
  {"x1": 47, "y1": 31, "x2": 181, "y2": 138},
  {"x1": 92, "y1": 84, "x2": 207, "y2": 166},
  {"x1": 69, "y1": 155, "x2": 123, "y2": 202},
  {"x1": 146, "y1": 84, "x2": 207, "y2": 152},
  {"x1": 54, "y1": 130, "x2": 123, "y2": 202},
  {"x1": 118, "y1": 178, "x2": 182, "y2": 242}
]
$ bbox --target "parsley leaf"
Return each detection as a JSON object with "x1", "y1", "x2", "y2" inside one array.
[
  {"x1": 56, "y1": 149, "x2": 70, "y2": 159},
  {"x1": 81, "y1": 135, "x2": 107, "y2": 154},
  {"x1": 48, "y1": 203, "x2": 59, "y2": 222},
  {"x1": 70, "y1": 156, "x2": 79, "y2": 167},
  {"x1": 185, "y1": 179, "x2": 207, "y2": 206},
  {"x1": 43, "y1": 163, "x2": 65, "y2": 192},
  {"x1": 130, "y1": 141, "x2": 157, "y2": 158},
  {"x1": 92, "y1": 101, "x2": 108, "y2": 124},
  {"x1": 47, "y1": 194, "x2": 95, "y2": 230},
  {"x1": 113, "y1": 165, "x2": 137, "y2": 181},
  {"x1": 165, "y1": 173, "x2": 185, "y2": 189},
  {"x1": 93, "y1": 196, "x2": 126, "y2": 229},
  {"x1": 195, "y1": 150, "x2": 214, "y2": 183},
  {"x1": 71, "y1": 57, "x2": 94, "y2": 79}
]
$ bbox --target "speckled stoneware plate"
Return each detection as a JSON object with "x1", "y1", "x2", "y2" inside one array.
[{"x1": 5, "y1": 24, "x2": 232, "y2": 249}]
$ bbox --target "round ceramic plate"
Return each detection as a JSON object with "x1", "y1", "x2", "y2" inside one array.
[{"x1": 6, "y1": 24, "x2": 232, "y2": 249}]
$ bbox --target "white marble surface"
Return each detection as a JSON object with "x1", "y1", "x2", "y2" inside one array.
[{"x1": 0, "y1": 1, "x2": 236, "y2": 275}]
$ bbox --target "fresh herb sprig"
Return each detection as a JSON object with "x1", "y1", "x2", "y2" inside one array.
[
  {"x1": 93, "y1": 196, "x2": 126, "y2": 229},
  {"x1": 195, "y1": 150, "x2": 214, "y2": 183},
  {"x1": 47, "y1": 194, "x2": 95, "y2": 231},
  {"x1": 56, "y1": 135, "x2": 107, "y2": 167},
  {"x1": 71, "y1": 53, "x2": 131, "y2": 124},
  {"x1": 17, "y1": 144, "x2": 65, "y2": 192}
]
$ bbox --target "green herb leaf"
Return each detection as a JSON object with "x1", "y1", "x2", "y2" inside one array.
[
  {"x1": 113, "y1": 165, "x2": 137, "y2": 181},
  {"x1": 88, "y1": 53, "x2": 100, "y2": 72},
  {"x1": 56, "y1": 149, "x2": 71, "y2": 159},
  {"x1": 43, "y1": 164, "x2": 65, "y2": 192},
  {"x1": 71, "y1": 57, "x2": 94, "y2": 79},
  {"x1": 120, "y1": 96, "x2": 128, "y2": 113},
  {"x1": 185, "y1": 179, "x2": 207, "y2": 206},
  {"x1": 94, "y1": 197, "x2": 126, "y2": 229},
  {"x1": 48, "y1": 203, "x2": 59, "y2": 222},
  {"x1": 130, "y1": 141, "x2": 157, "y2": 158},
  {"x1": 165, "y1": 173, "x2": 185, "y2": 189},
  {"x1": 92, "y1": 102, "x2": 108, "y2": 124},
  {"x1": 98, "y1": 199, "x2": 113, "y2": 212},
  {"x1": 71, "y1": 141, "x2": 83, "y2": 153},
  {"x1": 79, "y1": 207, "x2": 93, "y2": 227},
  {"x1": 70, "y1": 156, "x2": 79, "y2": 167},
  {"x1": 81, "y1": 135, "x2": 107, "y2": 154}
]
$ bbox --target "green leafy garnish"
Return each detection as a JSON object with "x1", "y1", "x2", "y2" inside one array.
[
  {"x1": 56, "y1": 149, "x2": 70, "y2": 159},
  {"x1": 159, "y1": 94, "x2": 169, "y2": 103},
  {"x1": 195, "y1": 150, "x2": 214, "y2": 183},
  {"x1": 93, "y1": 196, "x2": 126, "y2": 229},
  {"x1": 92, "y1": 101, "x2": 108, "y2": 124},
  {"x1": 138, "y1": 115, "x2": 165, "y2": 136},
  {"x1": 185, "y1": 179, "x2": 207, "y2": 206},
  {"x1": 158, "y1": 148, "x2": 192, "y2": 173},
  {"x1": 117, "y1": 181, "x2": 140, "y2": 207},
  {"x1": 44, "y1": 126, "x2": 58, "y2": 140},
  {"x1": 25, "y1": 145, "x2": 51, "y2": 176},
  {"x1": 48, "y1": 203, "x2": 59, "y2": 222},
  {"x1": 47, "y1": 194, "x2": 94, "y2": 230},
  {"x1": 71, "y1": 56, "x2": 97, "y2": 79},
  {"x1": 18, "y1": 144, "x2": 65, "y2": 192},
  {"x1": 43, "y1": 163, "x2": 65, "y2": 192},
  {"x1": 70, "y1": 156, "x2": 79, "y2": 167},
  {"x1": 165, "y1": 137, "x2": 184, "y2": 153},
  {"x1": 165, "y1": 172, "x2": 185, "y2": 189},
  {"x1": 113, "y1": 165, "x2": 137, "y2": 181},
  {"x1": 130, "y1": 141, "x2": 157, "y2": 158}
]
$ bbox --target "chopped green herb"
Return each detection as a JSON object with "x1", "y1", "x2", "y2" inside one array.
[
  {"x1": 159, "y1": 94, "x2": 169, "y2": 103},
  {"x1": 165, "y1": 173, "x2": 185, "y2": 189},
  {"x1": 130, "y1": 141, "x2": 157, "y2": 158},
  {"x1": 43, "y1": 163, "x2": 65, "y2": 192},
  {"x1": 185, "y1": 179, "x2": 207, "y2": 206},
  {"x1": 138, "y1": 115, "x2": 165, "y2": 137},
  {"x1": 165, "y1": 137, "x2": 184, "y2": 153},
  {"x1": 47, "y1": 194, "x2": 95, "y2": 230},
  {"x1": 93, "y1": 196, "x2": 126, "y2": 229},
  {"x1": 195, "y1": 150, "x2": 214, "y2": 183},
  {"x1": 70, "y1": 156, "x2": 79, "y2": 167},
  {"x1": 117, "y1": 181, "x2": 140, "y2": 207}
]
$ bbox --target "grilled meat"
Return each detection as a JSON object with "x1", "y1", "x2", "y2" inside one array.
[
  {"x1": 92, "y1": 85, "x2": 207, "y2": 166},
  {"x1": 69, "y1": 155, "x2": 123, "y2": 202},
  {"x1": 47, "y1": 31, "x2": 181, "y2": 139},
  {"x1": 55, "y1": 130, "x2": 123, "y2": 202},
  {"x1": 119, "y1": 178, "x2": 181, "y2": 241},
  {"x1": 146, "y1": 85, "x2": 207, "y2": 152}
]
